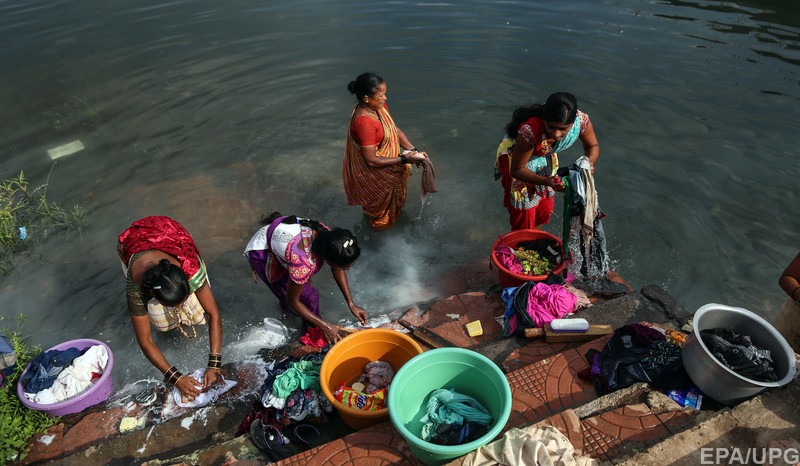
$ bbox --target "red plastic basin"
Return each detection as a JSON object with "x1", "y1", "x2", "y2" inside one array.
[{"x1": 490, "y1": 229, "x2": 566, "y2": 288}]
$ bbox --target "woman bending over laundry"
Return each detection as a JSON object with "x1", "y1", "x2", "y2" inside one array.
[
  {"x1": 244, "y1": 212, "x2": 368, "y2": 344},
  {"x1": 495, "y1": 92, "x2": 599, "y2": 230},
  {"x1": 118, "y1": 216, "x2": 223, "y2": 403},
  {"x1": 343, "y1": 72, "x2": 431, "y2": 231}
]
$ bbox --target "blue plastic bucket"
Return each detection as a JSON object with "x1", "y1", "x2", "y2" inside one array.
[{"x1": 388, "y1": 348, "x2": 512, "y2": 465}]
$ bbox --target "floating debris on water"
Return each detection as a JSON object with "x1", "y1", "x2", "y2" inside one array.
[{"x1": 47, "y1": 140, "x2": 84, "y2": 159}]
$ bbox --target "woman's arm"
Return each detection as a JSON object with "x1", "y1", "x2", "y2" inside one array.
[
  {"x1": 331, "y1": 265, "x2": 368, "y2": 325},
  {"x1": 509, "y1": 138, "x2": 564, "y2": 192},
  {"x1": 285, "y1": 280, "x2": 344, "y2": 344},
  {"x1": 779, "y1": 251, "x2": 800, "y2": 301},
  {"x1": 130, "y1": 313, "x2": 203, "y2": 400},
  {"x1": 195, "y1": 283, "x2": 223, "y2": 388},
  {"x1": 579, "y1": 120, "x2": 600, "y2": 170},
  {"x1": 359, "y1": 142, "x2": 426, "y2": 168}
]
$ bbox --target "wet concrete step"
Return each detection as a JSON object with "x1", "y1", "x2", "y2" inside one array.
[
  {"x1": 265, "y1": 331, "x2": 701, "y2": 466},
  {"x1": 18, "y1": 269, "x2": 709, "y2": 465}
]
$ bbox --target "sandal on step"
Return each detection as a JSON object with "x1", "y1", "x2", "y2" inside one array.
[
  {"x1": 287, "y1": 422, "x2": 330, "y2": 449},
  {"x1": 250, "y1": 420, "x2": 296, "y2": 461}
]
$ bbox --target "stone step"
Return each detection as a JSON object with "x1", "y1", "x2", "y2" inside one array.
[{"x1": 17, "y1": 270, "x2": 716, "y2": 465}]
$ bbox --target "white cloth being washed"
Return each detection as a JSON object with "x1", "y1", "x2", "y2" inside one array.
[{"x1": 172, "y1": 368, "x2": 237, "y2": 408}]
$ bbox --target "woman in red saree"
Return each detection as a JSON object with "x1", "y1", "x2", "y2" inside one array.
[
  {"x1": 343, "y1": 73, "x2": 429, "y2": 231},
  {"x1": 118, "y1": 216, "x2": 223, "y2": 402}
]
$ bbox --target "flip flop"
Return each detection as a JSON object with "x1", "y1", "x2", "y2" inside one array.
[
  {"x1": 250, "y1": 420, "x2": 296, "y2": 461},
  {"x1": 287, "y1": 422, "x2": 330, "y2": 449}
]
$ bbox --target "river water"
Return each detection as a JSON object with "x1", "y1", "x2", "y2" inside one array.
[{"x1": 1, "y1": 0, "x2": 799, "y2": 395}]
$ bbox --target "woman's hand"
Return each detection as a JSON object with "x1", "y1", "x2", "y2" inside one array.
[
  {"x1": 320, "y1": 322, "x2": 345, "y2": 344},
  {"x1": 175, "y1": 375, "x2": 204, "y2": 403},
  {"x1": 548, "y1": 175, "x2": 566, "y2": 193},
  {"x1": 349, "y1": 303, "x2": 368, "y2": 325},
  {"x1": 402, "y1": 150, "x2": 428, "y2": 164},
  {"x1": 203, "y1": 367, "x2": 223, "y2": 390}
]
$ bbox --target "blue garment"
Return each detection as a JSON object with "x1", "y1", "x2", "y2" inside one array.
[
  {"x1": 501, "y1": 286, "x2": 520, "y2": 336},
  {"x1": 21, "y1": 347, "x2": 84, "y2": 393},
  {"x1": 420, "y1": 388, "x2": 493, "y2": 441},
  {"x1": 0, "y1": 333, "x2": 16, "y2": 378},
  {"x1": 0, "y1": 333, "x2": 13, "y2": 354}
]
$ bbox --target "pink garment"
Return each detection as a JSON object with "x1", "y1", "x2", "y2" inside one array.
[
  {"x1": 494, "y1": 246, "x2": 522, "y2": 274},
  {"x1": 300, "y1": 327, "x2": 327, "y2": 347},
  {"x1": 526, "y1": 283, "x2": 578, "y2": 328}
]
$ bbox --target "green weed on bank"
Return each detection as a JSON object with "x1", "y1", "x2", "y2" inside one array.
[{"x1": 0, "y1": 166, "x2": 86, "y2": 275}]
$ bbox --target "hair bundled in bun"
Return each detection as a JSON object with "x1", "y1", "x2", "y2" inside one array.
[{"x1": 142, "y1": 259, "x2": 190, "y2": 306}]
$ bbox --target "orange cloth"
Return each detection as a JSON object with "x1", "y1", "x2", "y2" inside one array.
[{"x1": 343, "y1": 104, "x2": 410, "y2": 231}]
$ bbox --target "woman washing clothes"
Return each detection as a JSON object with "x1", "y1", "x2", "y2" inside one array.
[
  {"x1": 343, "y1": 72, "x2": 433, "y2": 231},
  {"x1": 244, "y1": 212, "x2": 368, "y2": 344},
  {"x1": 118, "y1": 216, "x2": 223, "y2": 403},
  {"x1": 495, "y1": 92, "x2": 599, "y2": 230},
  {"x1": 773, "y1": 250, "x2": 800, "y2": 353}
]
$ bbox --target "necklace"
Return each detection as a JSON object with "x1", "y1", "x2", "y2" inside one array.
[{"x1": 358, "y1": 104, "x2": 378, "y2": 116}]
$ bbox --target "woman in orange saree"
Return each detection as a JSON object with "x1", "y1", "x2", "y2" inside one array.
[{"x1": 342, "y1": 73, "x2": 429, "y2": 231}]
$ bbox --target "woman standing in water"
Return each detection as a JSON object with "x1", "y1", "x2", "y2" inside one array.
[
  {"x1": 343, "y1": 72, "x2": 430, "y2": 231},
  {"x1": 118, "y1": 216, "x2": 223, "y2": 402},
  {"x1": 494, "y1": 92, "x2": 600, "y2": 230},
  {"x1": 244, "y1": 212, "x2": 368, "y2": 344}
]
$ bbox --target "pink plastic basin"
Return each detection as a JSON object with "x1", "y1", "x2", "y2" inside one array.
[{"x1": 17, "y1": 338, "x2": 114, "y2": 416}]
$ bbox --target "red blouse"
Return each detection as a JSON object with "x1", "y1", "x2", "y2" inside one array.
[{"x1": 349, "y1": 104, "x2": 389, "y2": 146}]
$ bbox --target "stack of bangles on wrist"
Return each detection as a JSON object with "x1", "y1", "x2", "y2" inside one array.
[
  {"x1": 208, "y1": 352, "x2": 222, "y2": 370},
  {"x1": 164, "y1": 365, "x2": 183, "y2": 385}
]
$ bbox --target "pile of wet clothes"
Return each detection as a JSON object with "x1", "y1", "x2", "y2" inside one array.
[
  {"x1": 700, "y1": 328, "x2": 778, "y2": 382},
  {"x1": 420, "y1": 388, "x2": 493, "y2": 446},
  {"x1": 579, "y1": 323, "x2": 691, "y2": 395},
  {"x1": 499, "y1": 274, "x2": 592, "y2": 336},
  {"x1": 20, "y1": 344, "x2": 108, "y2": 404},
  {"x1": 236, "y1": 346, "x2": 333, "y2": 437}
]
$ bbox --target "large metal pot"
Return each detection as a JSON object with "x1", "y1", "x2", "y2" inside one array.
[{"x1": 682, "y1": 303, "x2": 797, "y2": 406}]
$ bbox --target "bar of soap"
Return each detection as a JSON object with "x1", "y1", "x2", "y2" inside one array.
[
  {"x1": 351, "y1": 382, "x2": 365, "y2": 393},
  {"x1": 466, "y1": 320, "x2": 483, "y2": 337},
  {"x1": 549, "y1": 318, "x2": 590, "y2": 333},
  {"x1": 119, "y1": 415, "x2": 146, "y2": 433}
]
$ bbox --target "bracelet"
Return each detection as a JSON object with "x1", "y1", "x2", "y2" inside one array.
[
  {"x1": 208, "y1": 352, "x2": 222, "y2": 369},
  {"x1": 410, "y1": 147, "x2": 418, "y2": 152},
  {"x1": 164, "y1": 365, "x2": 183, "y2": 386},
  {"x1": 792, "y1": 286, "x2": 800, "y2": 302},
  {"x1": 399, "y1": 154, "x2": 408, "y2": 164}
]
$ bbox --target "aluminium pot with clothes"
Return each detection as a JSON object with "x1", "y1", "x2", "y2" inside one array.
[{"x1": 682, "y1": 303, "x2": 796, "y2": 406}]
